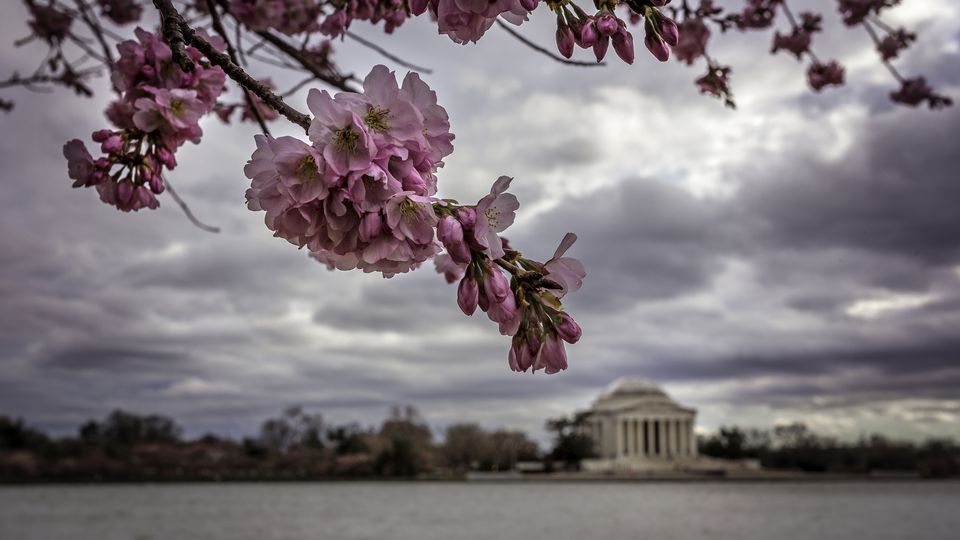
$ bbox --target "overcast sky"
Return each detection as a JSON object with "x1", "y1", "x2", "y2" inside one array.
[{"x1": 1, "y1": 0, "x2": 958, "y2": 445}]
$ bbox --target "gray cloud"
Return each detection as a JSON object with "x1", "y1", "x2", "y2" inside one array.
[{"x1": 1, "y1": 1, "x2": 959, "y2": 443}]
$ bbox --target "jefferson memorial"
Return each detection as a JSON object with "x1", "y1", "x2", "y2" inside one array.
[{"x1": 580, "y1": 378, "x2": 698, "y2": 471}]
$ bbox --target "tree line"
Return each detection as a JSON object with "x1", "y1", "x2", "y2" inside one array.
[
  {"x1": 2, "y1": 410, "x2": 957, "y2": 481},
  {"x1": 0, "y1": 406, "x2": 545, "y2": 482}
]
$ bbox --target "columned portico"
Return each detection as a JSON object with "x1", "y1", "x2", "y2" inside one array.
[{"x1": 581, "y1": 378, "x2": 697, "y2": 469}]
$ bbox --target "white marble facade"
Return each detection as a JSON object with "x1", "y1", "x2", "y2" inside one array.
[{"x1": 581, "y1": 378, "x2": 697, "y2": 465}]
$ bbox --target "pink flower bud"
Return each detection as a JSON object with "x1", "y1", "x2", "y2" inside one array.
[
  {"x1": 645, "y1": 35, "x2": 670, "y2": 62},
  {"x1": 519, "y1": 0, "x2": 538, "y2": 11},
  {"x1": 438, "y1": 215, "x2": 471, "y2": 264},
  {"x1": 359, "y1": 211, "x2": 383, "y2": 242},
  {"x1": 457, "y1": 276, "x2": 479, "y2": 316},
  {"x1": 140, "y1": 64, "x2": 155, "y2": 78},
  {"x1": 408, "y1": 0, "x2": 429, "y2": 16},
  {"x1": 534, "y1": 336, "x2": 568, "y2": 374},
  {"x1": 117, "y1": 181, "x2": 135, "y2": 206},
  {"x1": 593, "y1": 35, "x2": 610, "y2": 62},
  {"x1": 484, "y1": 267, "x2": 510, "y2": 304},
  {"x1": 91, "y1": 129, "x2": 112, "y2": 143},
  {"x1": 156, "y1": 147, "x2": 177, "y2": 169},
  {"x1": 101, "y1": 135, "x2": 123, "y2": 154},
  {"x1": 137, "y1": 185, "x2": 159, "y2": 209},
  {"x1": 613, "y1": 28, "x2": 635, "y2": 64},
  {"x1": 659, "y1": 17, "x2": 680, "y2": 47},
  {"x1": 596, "y1": 12, "x2": 618, "y2": 36},
  {"x1": 556, "y1": 25, "x2": 575, "y2": 59},
  {"x1": 148, "y1": 174, "x2": 165, "y2": 194},
  {"x1": 456, "y1": 207, "x2": 476, "y2": 230},
  {"x1": 577, "y1": 19, "x2": 598, "y2": 48},
  {"x1": 555, "y1": 312, "x2": 582, "y2": 344}
]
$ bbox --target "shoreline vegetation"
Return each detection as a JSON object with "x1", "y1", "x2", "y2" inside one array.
[{"x1": 3, "y1": 407, "x2": 958, "y2": 483}]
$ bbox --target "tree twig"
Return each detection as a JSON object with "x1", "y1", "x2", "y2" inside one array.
[
  {"x1": 164, "y1": 176, "x2": 221, "y2": 233},
  {"x1": 495, "y1": 19, "x2": 604, "y2": 68}
]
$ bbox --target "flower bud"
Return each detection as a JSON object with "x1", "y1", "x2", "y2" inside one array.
[
  {"x1": 596, "y1": 12, "x2": 618, "y2": 36},
  {"x1": 148, "y1": 173, "x2": 165, "y2": 194},
  {"x1": 117, "y1": 180, "x2": 135, "y2": 206},
  {"x1": 612, "y1": 27, "x2": 635, "y2": 64},
  {"x1": 408, "y1": 0, "x2": 429, "y2": 16},
  {"x1": 659, "y1": 17, "x2": 680, "y2": 47},
  {"x1": 456, "y1": 207, "x2": 476, "y2": 230},
  {"x1": 534, "y1": 336, "x2": 568, "y2": 374},
  {"x1": 519, "y1": 0, "x2": 538, "y2": 11},
  {"x1": 438, "y1": 215, "x2": 471, "y2": 264},
  {"x1": 155, "y1": 147, "x2": 177, "y2": 169},
  {"x1": 101, "y1": 135, "x2": 124, "y2": 154},
  {"x1": 137, "y1": 185, "x2": 159, "y2": 209},
  {"x1": 645, "y1": 34, "x2": 670, "y2": 62},
  {"x1": 577, "y1": 18, "x2": 598, "y2": 48},
  {"x1": 484, "y1": 267, "x2": 510, "y2": 304},
  {"x1": 556, "y1": 24, "x2": 575, "y2": 59},
  {"x1": 593, "y1": 35, "x2": 610, "y2": 62},
  {"x1": 555, "y1": 312, "x2": 582, "y2": 344},
  {"x1": 140, "y1": 64, "x2": 155, "y2": 78},
  {"x1": 91, "y1": 129, "x2": 112, "y2": 143},
  {"x1": 457, "y1": 276, "x2": 479, "y2": 316}
]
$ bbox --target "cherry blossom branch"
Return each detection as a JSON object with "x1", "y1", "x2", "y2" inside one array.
[
  {"x1": 345, "y1": 31, "x2": 433, "y2": 74},
  {"x1": 72, "y1": 0, "x2": 114, "y2": 67},
  {"x1": 163, "y1": 176, "x2": 221, "y2": 233},
  {"x1": 250, "y1": 29, "x2": 358, "y2": 92},
  {"x1": 861, "y1": 18, "x2": 905, "y2": 84},
  {"x1": 203, "y1": 0, "x2": 271, "y2": 135},
  {"x1": 151, "y1": 0, "x2": 312, "y2": 131},
  {"x1": 778, "y1": 1, "x2": 820, "y2": 64},
  {"x1": 495, "y1": 19, "x2": 605, "y2": 67}
]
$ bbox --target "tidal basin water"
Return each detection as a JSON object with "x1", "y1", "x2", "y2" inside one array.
[{"x1": 2, "y1": 481, "x2": 958, "y2": 540}]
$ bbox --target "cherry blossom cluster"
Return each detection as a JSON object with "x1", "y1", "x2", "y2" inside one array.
[
  {"x1": 224, "y1": 0, "x2": 408, "y2": 38},
  {"x1": 433, "y1": 178, "x2": 586, "y2": 374},
  {"x1": 244, "y1": 65, "x2": 454, "y2": 276},
  {"x1": 319, "y1": 0, "x2": 408, "y2": 37},
  {"x1": 667, "y1": 0, "x2": 950, "y2": 109},
  {"x1": 546, "y1": 1, "x2": 680, "y2": 64},
  {"x1": 63, "y1": 27, "x2": 227, "y2": 211},
  {"x1": 97, "y1": 0, "x2": 144, "y2": 25},
  {"x1": 229, "y1": 0, "x2": 324, "y2": 35},
  {"x1": 23, "y1": 1, "x2": 73, "y2": 46},
  {"x1": 409, "y1": 0, "x2": 535, "y2": 45}
]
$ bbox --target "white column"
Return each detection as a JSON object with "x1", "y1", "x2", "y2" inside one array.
[
  {"x1": 639, "y1": 418, "x2": 647, "y2": 457},
  {"x1": 691, "y1": 418, "x2": 698, "y2": 457},
  {"x1": 613, "y1": 417, "x2": 621, "y2": 458},
  {"x1": 657, "y1": 418, "x2": 667, "y2": 457}
]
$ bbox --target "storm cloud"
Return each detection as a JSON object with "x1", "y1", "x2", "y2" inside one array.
[{"x1": 1, "y1": 0, "x2": 958, "y2": 443}]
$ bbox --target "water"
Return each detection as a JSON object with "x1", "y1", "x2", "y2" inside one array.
[{"x1": 1, "y1": 481, "x2": 958, "y2": 540}]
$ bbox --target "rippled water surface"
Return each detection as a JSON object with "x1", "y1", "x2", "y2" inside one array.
[{"x1": 1, "y1": 481, "x2": 958, "y2": 540}]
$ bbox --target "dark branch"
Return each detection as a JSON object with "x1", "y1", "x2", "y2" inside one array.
[
  {"x1": 253, "y1": 30, "x2": 358, "y2": 92},
  {"x1": 151, "y1": 0, "x2": 311, "y2": 130},
  {"x1": 151, "y1": 0, "x2": 195, "y2": 72},
  {"x1": 203, "y1": 0, "x2": 271, "y2": 135},
  {"x1": 163, "y1": 176, "x2": 221, "y2": 234},
  {"x1": 495, "y1": 19, "x2": 605, "y2": 68}
]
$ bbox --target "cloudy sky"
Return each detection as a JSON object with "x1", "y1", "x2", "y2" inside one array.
[{"x1": 1, "y1": 0, "x2": 958, "y2": 444}]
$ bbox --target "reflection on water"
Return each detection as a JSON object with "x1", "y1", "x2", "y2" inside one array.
[{"x1": 1, "y1": 481, "x2": 958, "y2": 540}]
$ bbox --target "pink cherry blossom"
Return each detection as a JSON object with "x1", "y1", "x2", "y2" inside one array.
[{"x1": 473, "y1": 176, "x2": 519, "y2": 260}]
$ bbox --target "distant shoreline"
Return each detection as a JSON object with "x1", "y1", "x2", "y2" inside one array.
[{"x1": 3, "y1": 471, "x2": 956, "y2": 486}]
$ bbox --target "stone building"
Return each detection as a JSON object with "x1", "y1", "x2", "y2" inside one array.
[{"x1": 580, "y1": 378, "x2": 697, "y2": 470}]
